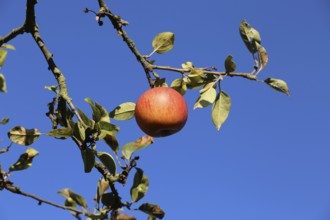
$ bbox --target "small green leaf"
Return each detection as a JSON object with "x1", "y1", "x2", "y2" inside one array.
[
  {"x1": 81, "y1": 148, "x2": 95, "y2": 173},
  {"x1": 97, "y1": 152, "x2": 116, "y2": 175},
  {"x1": 0, "y1": 50, "x2": 8, "y2": 68},
  {"x1": 194, "y1": 87, "x2": 217, "y2": 109},
  {"x1": 224, "y1": 55, "x2": 236, "y2": 73},
  {"x1": 257, "y1": 44, "x2": 268, "y2": 74},
  {"x1": 0, "y1": 73, "x2": 7, "y2": 92},
  {"x1": 122, "y1": 136, "x2": 154, "y2": 160},
  {"x1": 239, "y1": 20, "x2": 261, "y2": 54},
  {"x1": 8, "y1": 126, "x2": 41, "y2": 146},
  {"x1": 85, "y1": 98, "x2": 110, "y2": 123},
  {"x1": 64, "y1": 197, "x2": 77, "y2": 215},
  {"x1": 264, "y1": 78, "x2": 290, "y2": 96},
  {"x1": 44, "y1": 85, "x2": 58, "y2": 93},
  {"x1": 9, "y1": 148, "x2": 39, "y2": 172},
  {"x1": 212, "y1": 91, "x2": 231, "y2": 131},
  {"x1": 181, "y1": 61, "x2": 194, "y2": 69},
  {"x1": 109, "y1": 102, "x2": 136, "y2": 121},
  {"x1": 152, "y1": 32, "x2": 175, "y2": 54},
  {"x1": 104, "y1": 134, "x2": 119, "y2": 154},
  {"x1": 73, "y1": 122, "x2": 86, "y2": 143},
  {"x1": 47, "y1": 127, "x2": 73, "y2": 139},
  {"x1": 77, "y1": 108, "x2": 91, "y2": 126},
  {"x1": 58, "y1": 188, "x2": 87, "y2": 209},
  {"x1": 131, "y1": 168, "x2": 149, "y2": 203},
  {"x1": 1, "y1": 44, "x2": 15, "y2": 50},
  {"x1": 0, "y1": 117, "x2": 9, "y2": 125},
  {"x1": 95, "y1": 178, "x2": 109, "y2": 204},
  {"x1": 139, "y1": 203, "x2": 165, "y2": 219},
  {"x1": 170, "y1": 78, "x2": 187, "y2": 95}
]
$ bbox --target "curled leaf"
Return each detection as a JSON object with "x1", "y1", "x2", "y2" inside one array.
[
  {"x1": 110, "y1": 102, "x2": 136, "y2": 121},
  {"x1": 181, "y1": 61, "x2": 194, "y2": 69},
  {"x1": 212, "y1": 91, "x2": 231, "y2": 131},
  {"x1": 0, "y1": 73, "x2": 7, "y2": 92},
  {"x1": 8, "y1": 126, "x2": 41, "y2": 146},
  {"x1": 58, "y1": 188, "x2": 87, "y2": 209},
  {"x1": 194, "y1": 87, "x2": 217, "y2": 109},
  {"x1": 96, "y1": 151, "x2": 116, "y2": 175},
  {"x1": 139, "y1": 203, "x2": 165, "y2": 219},
  {"x1": 170, "y1": 78, "x2": 187, "y2": 95},
  {"x1": 122, "y1": 136, "x2": 154, "y2": 160},
  {"x1": 257, "y1": 44, "x2": 268, "y2": 74},
  {"x1": 239, "y1": 20, "x2": 261, "y2": 54},
  {"x1": 264, "y1": 78, "x2": 290, "y2": 96},
  {"x1": 224, "y1": 55, "x2": 236, "y2": 73},
  {"x1": 152, "y1": 32, "x2": 175, "y2": 54},
  {"x1": 9, "y1": 148, "x2": 39, "y2": 172},
  {"x1": 131, "y1": 168, "x2": 149, "y2": 203}
]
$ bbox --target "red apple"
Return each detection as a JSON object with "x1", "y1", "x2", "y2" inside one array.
[{"x1": 135, "y1": 87, "x2": 188, "y2": 137}]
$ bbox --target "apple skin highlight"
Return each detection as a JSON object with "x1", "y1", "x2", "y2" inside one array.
[{"x1": 135, "y1": 87, "x2": 188, "y2": 137}]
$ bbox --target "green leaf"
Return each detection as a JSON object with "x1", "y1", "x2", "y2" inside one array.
[
  {"x1": 81, "y1": 148, "x2": 95, "y2": 173},
  {"x1": 194, "y1": 87, "x2": 217, "y2": 109},
  {"x1": 122, "y1": 136, "x2": 154, "y2": 160},
  {"x1": 101, "y1": 192, "x2": 117, "y2": 207},
  {"x1": 181, "y1": 61, "x2": 194, "y2": 69},
  {"x1": 0, "y1": 117, "x2": 9, "y2": 125},
  {"x1": 97, "y1": 152, "x2": 116, "y2": 175},
  {"x1": 44, "y1": 85, "x2": 58, "y2": 93},
  {"x1": 170, "y1": 78, "x2": 187, "y2": 95},
  {"x1": 147, "y1": 216, "x2": 157, "y2": 220},
  {"x1": 104, "y1": 134, "x2": 119, "y2": 154},
  {"x1": 154, "y1": 77, "x2": 168, "y2": 87},
  {"x1": 139, "y1": 203, "x2": 165, "y2": 219},
  {"x1": 64, "y1": 197, "x2": 77, "y2": 215},
  {"x1": 73, "y1": 122, "x2": 86, "y2": 143},
  {"x1": 1, "y1": 44, "x2": 15, "y2": 50},
  {"x1": 95, "y1": 178, "x2": 109, "y2": 204},
  {"x1": 9, "y1": 148, "x2": 39, "y2": 172},
  {"x1": 0, "y1": 73, "x2": 7, "y2": 92},
  {"x1": 239, "y1": 20, "x2": 261, "y2": 54},
  {"x1": 264, "y1": 78, "x2": 290, "y2": 96},
  {"x1": 8, "y1": 126, "x2": 41, "y2": 146},
  {"x1": 212, "y1": 91, "x2": 231, "y2": 131},
  {"x1": 152, "y1": 32, "x2": 175, "y2": 54},
  {"x1": 224, "y1": 55, "x2": 236, "y2": 73},
  {"x1": 109, "y1": 102, "x2": 136, "y2": 121},
  {"x1": 85, "y1": 98, "x2": 110, "y2": 123},
  {"x1": 97, "y1": 121, "x2": 120, "y2": 140},
  {"x1": 0, "y1": 50, "x2": 8, "y2": 68},
  {"x1": 58, "y1": 188, "x2": 87, "y2": 209},
  {"x1": 77, "y1": 108, "x2": 91, "y2": 126},
  {"x1": 131, "y1": 168, "x2": 149, "y2": 203},
  {"x1": 47, "y1": 127, "x2": 73, "y2": 139}
]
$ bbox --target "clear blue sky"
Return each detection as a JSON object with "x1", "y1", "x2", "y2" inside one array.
[{"x1": 1, "y1": 0, "x2": 330, "y2": 219}]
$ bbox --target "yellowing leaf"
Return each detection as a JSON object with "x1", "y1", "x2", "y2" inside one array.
[
  {"x1": 122, "y1": 136, "x2": 154, "y2": 160},
  {"x1": 264, "y1": 78, "x2": 290, "y2": 96},
  {"x1": 212, "y1": 91, "x2": 231, "y2": 131},
  {"x1": 194, "y1": 87, "x2": 217, "y2": 109},
  {"x1": 0, "y1": 50, "x2": 8, "y2": 68},
  {"x1": 47, "y1": 127, "x2": 73, "y2": 139},
  {"x1": 109, "y1": 102, "x2": 136, "y2": 121},
  {"x1": 8, "y1": 126, "x2": 41, "y2": 146},
  {"x1": 0, "y1": 73, "x2": 7, "y2": 92},
  {"x1": 257, "y1": 44, "x2": 268, "y2": 74},
  {"x1": 139, "y1": 203, "x2": 165, "y2": 219},
  {"x1": 152, "y1": 32, "x2": 175, "y2": 54},
  {"x1": 181, "y1": 61, "x2": 194, "y2": 69},
  {"x1": 9, "y1": 148, "x2": 39, "y2": 172},
  {"x1": 170, "y1": 78, "x2": 187, "y2": 95}
]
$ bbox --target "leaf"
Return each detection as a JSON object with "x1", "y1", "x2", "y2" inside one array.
[
  {"x1": 0, "y1": 50, "x2": 8, "y2": 68},
  {"x1": 47, "y1": 127, "x2": 73, "y2": 139},
  {"x1": 154, "y1": 77, "x2": 168, "y2": 87},
  {"x1": 58, "y1": 188, "x2": 87, "y2": 209},
  {"x1": 152, "y1": 32, "x2": 175, "y2": 54},
  {"x1": 101, "y1": 192, "x2": 117, "y2": 207},
  {"x1": 1, "y1": 44, "x2": 15, "y2": 50},
  {"x1": 9, "y1": 148, "x2": 39, "y2": 172},
  {"x1": 170, "y1": 78, "x2": 187, "y2": 95},
  {"x1": 73, "y1": 122, "x2": 86, "y2": 143},
  {"x1": 239, "y1": 20, "x2": 261, "y2": 54},
  {"x1": 131, "y1": 168, "x2": 149, "y2": 203},
  {"x1": 77, "y1": 108, "x2": 91, "y2": 126},
  {"x1": 104, "y1": 134, "x2": 119, "y2": 154},
  {"x1": 44, "y1": 85, "x2": 58, "y2": 93},
  {"x1": 81, "y1": 148, "x2": 95, "y2": 173},
  {"x1": 257, "y1": 43, "x2": 268, "y2": 74},
  {"x1": 64, "y1": 197, "x2": 77, "y2": 215},
  {"x1": 147, "y1": 216, "x2": 157, "y2": 220},
  {"x1": 109, "y1": 102, "x2": 136, "y2": 121},
  {"x1": 122, "y1": 136, "x2": 154, "y2": 160},
  {"x1": 212, "y1": 91, "x2": 231, "y2": 131},
  {"x1": 85, "y1": 98, "x2": 110, "y2": 123},
  {"x1": 115, "y1": 214, "x2": 137, "y2": 220},
  {"x1": 97, "y1": 152, "x2": 116, "y2": 175},
  {"x1": 264, "y1": 78, "x2": 290, "y2": 96},
  {"x1": 8, "y1": 126, "x2": 41, "y2": 146},
  {"x1": 0, "y1": 117, "x2": 9, "y2": 125},
  {"x1": 0, "y1": 73, "x2": 7, "y2": 92},
  {"x1": 181, "y1": 61, "x2": 194, "y2": 69},
  {"x1": 224, "y1": 55, "x2": 236, "y2": 73},
  {"x1": 95, "y1": 178, "x2": 109, "y2": 204},
  {"x1": 139, "y1": 203, "x2": 165, "y2": 219},
  {"x1": 194, "y1": 87, "x2": 217, "y2": 109}
]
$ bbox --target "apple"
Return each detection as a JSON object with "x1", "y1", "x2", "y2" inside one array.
[{"x1": 135, "y1": 87, "x2": 188, "y2": 137}]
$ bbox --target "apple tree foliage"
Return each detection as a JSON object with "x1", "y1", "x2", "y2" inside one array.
[{"x1": 0, "y1": 0, "x2": 290, "y2": 219}]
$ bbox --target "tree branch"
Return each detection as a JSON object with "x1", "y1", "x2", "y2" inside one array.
[{"x1": 2, "y1": 181, "x2": 105, "y2": 219}]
